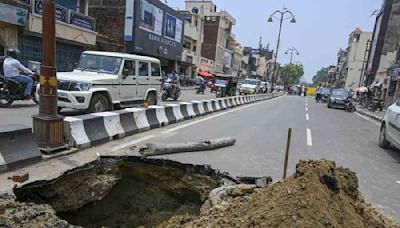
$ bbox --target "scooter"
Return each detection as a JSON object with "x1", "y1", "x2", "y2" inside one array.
[
  {"x1": 344, "y1": 98, "x2": 356, "y2": 112},
  {"x1": 161, "y1": 78, "x2": 180, "y2": 101},
  {"x1": 0, "y1": 73, "x2": 39, "y2": 107}
]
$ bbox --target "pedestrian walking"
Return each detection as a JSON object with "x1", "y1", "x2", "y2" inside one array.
[{"x1": 316, "y1": 84, "x2": 323, "y2": 102}]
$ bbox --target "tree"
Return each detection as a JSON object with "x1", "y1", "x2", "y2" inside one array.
[
  {"x1": 280, "y1": 63, "x2": 304, "y2": 85},
  {"x1": 312, "y1": 67, "x2": 329, "y2": 86}
]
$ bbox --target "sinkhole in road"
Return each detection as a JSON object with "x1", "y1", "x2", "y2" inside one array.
[{"x1": 14, "y1": 157, "x2": 231, "y2": 227}]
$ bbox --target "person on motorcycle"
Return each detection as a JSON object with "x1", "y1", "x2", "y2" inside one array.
[
  {"x1": 316, "y1": 84, "x2": 323, "y2": 102},
  {"x1": 3, "y1": 48, "x2": 34, "y2": 99},
  {"x1": 169, "y1": 71, "x2": 179, "y2": 95}
]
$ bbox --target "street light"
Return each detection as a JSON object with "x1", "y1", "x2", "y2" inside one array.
[
  {"x1": 268, "y1": 8, "x2": 296, "y2": 91},
  {"x1": 285, "y1": 47, "x2": 300, "y2": 64}
]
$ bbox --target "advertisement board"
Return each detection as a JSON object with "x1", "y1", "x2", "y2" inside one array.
[
  {"x1": 139, "y1": 0, "x2": 163, "y2": 36},
  {"x1": 164, "y1": 13, "x2": 182, "y2": 43},
  {"x1": 131, "y1": 0, "x2": 184, "y2": 61},
  {"x1": 224, "y1": 50, "x2": 233, "y2": 68},
  {"x1": 69, "y1": 11, "x2": 95, "y2": 31},
  {"x1": 0, "y1": 3, "x2": 28, "y2": 26}
]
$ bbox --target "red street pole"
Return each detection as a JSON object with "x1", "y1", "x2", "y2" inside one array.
[{"x1": 33, "y1": 0, "x2": 65, "y2": 152}]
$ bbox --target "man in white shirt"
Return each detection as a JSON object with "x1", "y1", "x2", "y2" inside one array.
[{"x1": 3, "y1": 49, "x2": 34, "y2": 98}]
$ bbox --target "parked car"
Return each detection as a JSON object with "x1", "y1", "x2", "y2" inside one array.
[
  {"x1": 55, "y1": 51, "x2": 162, "y2": 113},
  {"x1": 239, "y1": 79, "x2": 260, "y2": 95},
  {"x1": 327, "y1": 89, "x2": 351, "y2": 109},
  {"x1": 379, "y1": 100, "x2": 400, "y2": 149}
]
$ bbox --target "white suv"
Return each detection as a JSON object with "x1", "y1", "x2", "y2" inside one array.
[
  {"x1": 239, "y1": 79, "x2": 261, "y2": 95},
  {"x1": 56, "y1": 51, "x2": 161, "y2": 113},
  {"x1": 379, "y1": 100, "x2": 400, "y2": 149}
]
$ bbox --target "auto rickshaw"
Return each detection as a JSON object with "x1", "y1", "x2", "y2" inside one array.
[{"x1": 215, "y1": 74, "x2": 238, "y2": 98}]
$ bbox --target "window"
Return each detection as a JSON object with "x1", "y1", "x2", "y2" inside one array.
[
  {"x1": 151, "y1": 63, "x2": 161, "y2": 76},
  {"x1": 139, "y1": 62, "x2": 149, "y2": 76},
  {"x1": 211, "y1": 16, "x2": 217, "y2": 22},
  {"x1": 123, "y1": 60, "x2": 135, "y2": 76},
  {"x1": 183, "y1": 41, "x2": 191, "y2": 50},
  {"x1": 193, "y1": 45, "x2": 197, "y2": 52}
]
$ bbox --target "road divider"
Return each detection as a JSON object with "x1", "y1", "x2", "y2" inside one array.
[
  {"x1": 64, "y1": 93, "x2": 284, "y2": 149},
  {"x1": 0, "y1": 124, "x2": 42, "y2": 173}
]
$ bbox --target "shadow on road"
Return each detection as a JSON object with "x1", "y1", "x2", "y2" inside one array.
[
  {"x1": 383, "y1": 147, "x2": 400, "y2": 164},
  {"x1": 8, "y1": 103, "x2": 38, "y2": 108}
]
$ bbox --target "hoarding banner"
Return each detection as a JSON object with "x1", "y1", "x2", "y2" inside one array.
[
  {"x1": 165, "y1": 13, "x2": 182, "y2": 43},
  {"x1": 0, "y1": 3, "x2": 28, "y2": 26},
  {"x1": 124, "y1": 0, "x2": 134, "y2": 41},
  {"x1": 139, "y1": 0, "x2": 163, "y2": 36}
]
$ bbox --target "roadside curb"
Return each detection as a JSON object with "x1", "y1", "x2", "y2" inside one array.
[
  {"x1": 356, "y1": 108, "x2": 384, "y2": 123},
  {"x1": 64, "y1": 93, "x2": 284, "y2": 149}
]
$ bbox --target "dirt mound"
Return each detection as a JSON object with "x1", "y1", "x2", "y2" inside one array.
[
  {"x1": 0, "y1": 194, "x2": 77, "y2": 228},
  {"x1": 161, "y1": 160, "x2": 400, "y2": 228}
]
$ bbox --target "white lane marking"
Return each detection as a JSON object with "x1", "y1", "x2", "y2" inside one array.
[
  {"x1": 306, "y1": 113, "x2": 309, "y2": 121},
  {"x1": 305, "y1": 107, "x2": 308, "y2": 111},
  {"x1": 111, "y1": 97, "x2": 280, "y2": 152},
  {"x1": 354, "y1": 113, "x2": 380, "y2": 126},
  {"x1": 307, "y1": 128, "x2": 312, "y2": 146},
  {"x1": 0, "y1": 152, "x2": 5, "y2": 166},
  {"x1": 396, "y1": 181, "x2": 400, "y2": 184}
]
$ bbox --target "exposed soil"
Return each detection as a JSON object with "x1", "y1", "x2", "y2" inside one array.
[
  {"x1": 161, "y1": 160, "x2": 400, "y2": 228},
  {"x1": 12, "y1": 157, "x2": 232, "y2": 227}
]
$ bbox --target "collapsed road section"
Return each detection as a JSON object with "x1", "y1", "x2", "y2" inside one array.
[{"x1": 0, "y1": 158, "x2": 398, "y2": 227}]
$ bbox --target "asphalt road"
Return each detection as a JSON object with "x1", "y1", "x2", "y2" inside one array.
[
  {"x1": 0, "y1": 88, "x2": 215, "y2": 127},
  {"x1": 1, "y1": 95, "x2": 399, "y2": 220},
  {"x1": 114, "y1": 95, "x2": 400, "y2": 219}
]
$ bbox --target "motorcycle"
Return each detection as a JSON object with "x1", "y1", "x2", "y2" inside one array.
[
  {"x1": 0, "y1": 73, "x2": 39, "y2": 107},
  {"x1": 344, "y1": 98, "x2": 356, "y2": 112},
  {"x1": 368, "y1": 98, "x2": 383, "y2": 112},
  {"x1": 161, "y1": 78, "x2": 180, "y2": 101},
  {"x1": 321, "y1": 94, "x2": 329, "y2": 103}
]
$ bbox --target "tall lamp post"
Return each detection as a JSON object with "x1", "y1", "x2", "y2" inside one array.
[
  {"x1": 285, "y1": 47, "x2": 300, "y2": 64},
  {"x1": 268, "y1": 8, "x2": 296, "y2": 91},
  {"x1": 33, "y1": 0, "x2": 64, "y2": 152}
]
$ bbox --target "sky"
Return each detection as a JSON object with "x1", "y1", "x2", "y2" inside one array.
[{"x1": 166, "y1": 0, "x2": 383, "y2": 82}]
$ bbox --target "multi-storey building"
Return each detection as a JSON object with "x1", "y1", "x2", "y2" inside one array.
[
  {"x1": 343, "y1": 28, "x2": 372, "y2": 90},
  {"x1": 185, "y1": 0, "x2": 236, "y2": 74}
]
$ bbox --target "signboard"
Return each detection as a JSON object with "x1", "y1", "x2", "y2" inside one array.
[
  {"x1": 69, "y1": 11, "x2": 95, "y2": 31},
  {"x1": 132, "y1": 0, "x2": 184, "y2": 61},
  {"x1": 33, "y1": 0, "x2": 68, "y2": 23},
  {"x1": 165, "y1": 13, "x2": 182, "y2": 43},
  {"x1": 224, "y1": 50, "x2": 233, "y2": 68},
  {"x1": 139, "y1": 0, "x2": 163, "y2": 36},
  {"x1": 0, "y1": 3, "x2": 28, "y2": 26},
  {"x1": 186, "y1": 55, "x2": 193, "y2": 64},
  {"x1": 124, "y1": 0, "x2": 134, "y2": 41}
]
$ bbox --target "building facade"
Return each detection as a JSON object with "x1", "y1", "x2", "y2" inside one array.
[
  {"x1": 1, "y1": 0, "x2": 96, "y2": 72},
  {"x1": 179, "y1": 10, "x2": 203, "y2": 77},
  {"x1": 89, "y1": 0, "x2": 184, "y2": 73},
  {"x1": 365, "y1": 0, "x2": 400, "y2": 106},
  {"x1": 335, "y1": 48, "x2": 348, "y2": 88},
  {"x1": 185, "y1": 0, "x2": 236, "y2": 74},
  {"x1": 343, "y1": 28, "x2": 372, "y2": 90}
]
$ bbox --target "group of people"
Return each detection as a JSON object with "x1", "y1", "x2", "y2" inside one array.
[{"x1": 2, "y1": 48, "x2": 34, "y2": 99}]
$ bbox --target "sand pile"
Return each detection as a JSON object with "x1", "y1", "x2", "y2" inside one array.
[{"x1": 161, "y1": 160, "x2": 400, "y2": 228}]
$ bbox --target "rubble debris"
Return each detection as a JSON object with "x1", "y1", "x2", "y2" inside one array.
[
  {"x1": 0, "y1": 193, "x2": 77, "y2": 228},
  {"x1": 161, "y1": 160, "x2": 400, "y2": 228},
  {"x1": 139, "y1": 137, "x2": 236, "y2": 157},
  {"x1": 8, "y1": 173, "x2": 29, "y2": 183},
  {"x1": 236, "y1": 176, "x2": 273, "y2": 188}
]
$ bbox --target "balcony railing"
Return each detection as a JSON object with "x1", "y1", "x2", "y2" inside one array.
[{"x1": 32, "y1": 0, "x2": 95, "y2": 31}]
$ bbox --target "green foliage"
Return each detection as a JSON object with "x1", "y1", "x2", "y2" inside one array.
[
  {"x1": 281, "y1": 63, "x2": 304, "y2": 85},
  {"x1": 312, "y1": 67, "x2": 329, "y2": 86}
]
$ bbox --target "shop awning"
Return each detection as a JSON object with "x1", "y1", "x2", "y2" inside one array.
[{"x1": 198, "y1": 71, "x2": 214, "y2": 78}]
